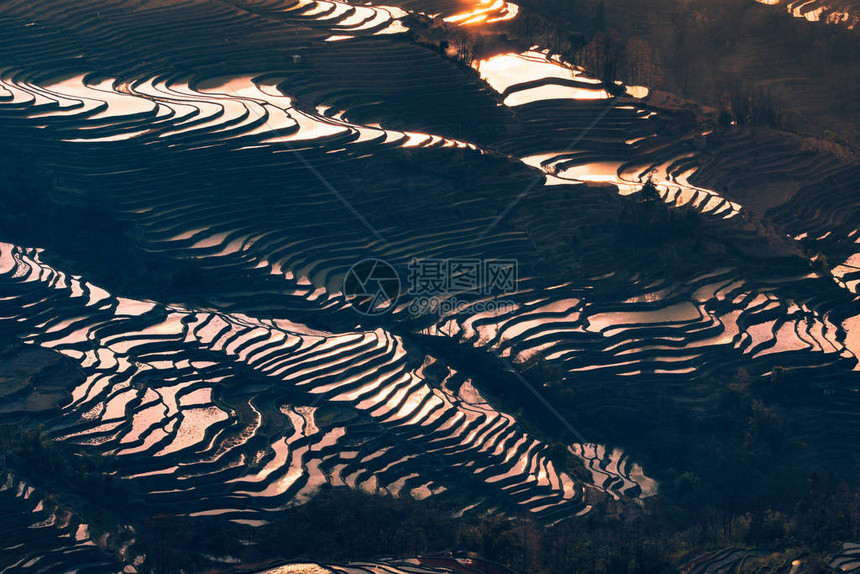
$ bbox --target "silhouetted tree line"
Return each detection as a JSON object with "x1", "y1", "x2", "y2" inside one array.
[
  {"x1": 510, "y1": 1, "x2": 658, "y2": 87},
  {"x1": 510, "y1": 0, "x2": 860, "y2": 139},
  {"x1": 729, "y1": 84, "x2": 784, "y2": 128},
  {"x1": 0, "y1": 427, "x2": 128, "y2": 539}
]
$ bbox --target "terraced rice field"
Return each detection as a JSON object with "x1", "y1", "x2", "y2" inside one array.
[
  {"x1": 0, "y1": 472, "x2": 132, "y2": 573},
  {"x1": 255, "y1": 557, "x2": 515, "y2": 574},
  {"x1": 755, "y1": 0, "x2": 860, "y2": 27},
  {"x1": 2, "y1": 0, "x2": 860, "y2": 570},
  {"x1": 829, "y1": 542, "x2": 860, "y2": 572}
]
